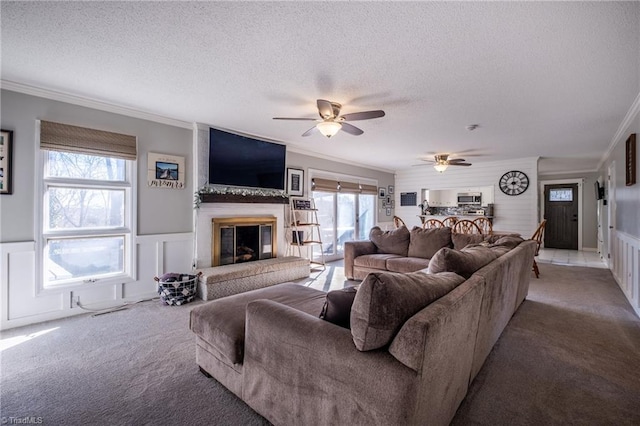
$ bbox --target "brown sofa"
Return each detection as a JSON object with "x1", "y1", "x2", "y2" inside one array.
[
  {"x1": 344, "y1": 225, "x2": 516, "y2": 280},
  {"x1": 190, "y1": 238, "x2": 536, "y2": 426}
]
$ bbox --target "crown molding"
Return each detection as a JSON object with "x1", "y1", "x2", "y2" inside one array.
[
  {"x1": 1, "y1": 80, "x2": 193, "y2": 129},
  {"x1": 598, "y1": 91, "x2": 640, "y2": 171}
]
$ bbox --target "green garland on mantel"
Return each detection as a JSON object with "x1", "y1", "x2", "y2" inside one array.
[{"x1": 194, "y1": 186, "x2": 288, "y2": 209}]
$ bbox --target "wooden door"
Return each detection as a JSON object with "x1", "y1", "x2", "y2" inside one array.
[{"x1": 544, "y1": 183, "x2": 578, "y2": 249}]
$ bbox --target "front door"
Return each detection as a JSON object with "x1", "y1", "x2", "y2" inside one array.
[{"x1": 544, "y1": 183, "x2": 578, "y2": 249}]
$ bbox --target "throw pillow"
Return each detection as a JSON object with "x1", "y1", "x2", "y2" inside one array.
[
  {"x1": 350, "y1": 271, "x2": 465, "y2": 351},
  {"x1": 369, "y1": 226, "x2": 410, "y2": 256},
  {"x1": 451, "y1": 232, "x2": 485, "y2": 250},
  {"x1": 427, "y1": 245, "x2": 500, "y2": 278},
  {"x1": 491, "y1": 235, "x2": 524, "y2": 250},
  {"x1": 319, "y1": 286, "x2": 359, "y2": 329},
  {"x1": 407, "y1": 226, "x2": 452, "y2": 259}
]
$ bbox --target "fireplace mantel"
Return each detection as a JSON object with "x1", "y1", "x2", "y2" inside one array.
[{"x1": 200, "y1": 193, "x2": 289, "y2": 204}]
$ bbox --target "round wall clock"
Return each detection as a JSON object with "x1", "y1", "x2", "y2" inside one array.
[{"x1": 499, "y1": 170, "x2": 529, "y2": 196}]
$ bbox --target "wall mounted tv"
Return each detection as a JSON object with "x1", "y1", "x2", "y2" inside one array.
[
  {"x1": 594, "y1": 181, "x2": 605, "y2": 200},
  {"x1": 209, "y1": 127, "x2": 286, "y2": 190}
]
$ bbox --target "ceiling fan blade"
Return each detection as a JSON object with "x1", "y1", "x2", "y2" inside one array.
[
  {"x1": 448, "y1": 158, "x2": 466, "y2": 163},
  {"x1": 449, "y1": 162, "x2": 472, "y2": 166},
  {"x1": 302, "y1": 126, "x2": 318, "y2": 137},
  {"x1": 317, "y1": 99, "x2": 337, "y2": 119},
  {"x1": 273, "y1": 117, "x2": 317, "y2": 121},
  {"x1": 340, "y1": 122, "x2": 364, "y2": 136},
  {"x1": 339, "y1": 110, "x2": 385, "y2": 121}
]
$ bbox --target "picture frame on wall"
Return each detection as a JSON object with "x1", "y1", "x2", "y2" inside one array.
[
  {"x1": 0, "y1": 129, "x2": 13, "y2": 195},
  {"x1": 386, "y1": 207, "x2": 392, "y2": 216},
  {"x1": 388, "y1": 185, "x2": 394, "y2": 194},
  {"x1": 287, "y1": 168, "x2": 304, "y2": 196},
  {"x1": 626, "y1": 133, "x2": 636, "y2": 186},
  {"x1": 147, "y1": 152, "x2": 185, "y2": 189},
  {"x1": 378, "y1": 187, "x2": 386, "y2": 198}
]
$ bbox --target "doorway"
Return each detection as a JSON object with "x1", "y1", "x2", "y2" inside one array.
[
  {"x1": 607, "y1": 162, "x2": 616, "y2": 268},
  {"x1": 313, "y1": 191, "x2": 376, "y2": 262},
  {"x1": 544, "y1": 183, "x2": 579, "y2": 249}
]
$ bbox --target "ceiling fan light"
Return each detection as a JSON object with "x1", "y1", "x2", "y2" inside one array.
[
  {"x1": 434, "y1": 163, "x2": 448, "y2": 173},
  {"x1": 317, "y1": 121, "x2": 342, "y2": 138}
]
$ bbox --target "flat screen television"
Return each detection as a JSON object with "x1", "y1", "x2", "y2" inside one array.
[
  {"x1": 208, "y1": 127, "x2": 286, "y2": 190},
  {"x1": 594, "y1": 181, "x2": 604, "y2": 200}
]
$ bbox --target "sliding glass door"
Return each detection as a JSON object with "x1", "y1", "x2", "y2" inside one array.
[{"x1": 313, "y1": 190, "x2": 376, "y2": 262}]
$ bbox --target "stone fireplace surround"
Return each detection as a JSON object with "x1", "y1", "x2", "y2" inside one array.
[{"x1": 195, "y1": 202, "x2": 286, "y2": 269}]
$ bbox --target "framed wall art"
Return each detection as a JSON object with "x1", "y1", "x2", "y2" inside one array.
[
  {"x1": 147, "y1": 152, "x2": 185, "y2": 189},
  {"x1": 626, "y1": 133, "x2": 636, "y2": 186},
  {"x1": 0, "y1": 129, "x2": 13, "y2": 195},
  {"x1": 287, "y1": 168, "x2": 304, "y2": 196}
]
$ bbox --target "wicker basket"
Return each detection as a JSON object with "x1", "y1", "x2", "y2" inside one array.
[{"x1": 155, "y1": 272, "x2": 202, "y2": 306}]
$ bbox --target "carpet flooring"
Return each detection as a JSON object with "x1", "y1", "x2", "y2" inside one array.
[{"x1": 1, "y1": 263, "x2": 639, "y2": 425}]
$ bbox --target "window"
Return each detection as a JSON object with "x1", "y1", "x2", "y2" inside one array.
[
  {"x1": 39, "y1": 121, "x2": 136, "y2": 288},
  {"x1": 549, "y1": 188, "x2": 573, "y2": 202}
]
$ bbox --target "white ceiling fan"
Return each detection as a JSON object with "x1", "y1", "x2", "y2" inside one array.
[
  {"x1": 273, "y1": 99, "x2": 385, "y2": 138},
  {"x1": 416, "y1": 154, "x2": 473, "y2": 173}
]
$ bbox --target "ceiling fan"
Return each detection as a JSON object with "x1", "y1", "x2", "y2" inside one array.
[
  {"x1": 273, "y1": 99, "x2": 385, "y2": 138},
  {"x1": 417, "y1": 154, "x2": 472, "y2": 173}
]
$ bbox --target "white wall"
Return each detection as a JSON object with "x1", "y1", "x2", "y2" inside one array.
[
  {"x1": 394, "y1": 157, "x2": 539, "y2": 238},
  {"x1": 601, "y1": 93, "x2": 640, "y2": 317}
]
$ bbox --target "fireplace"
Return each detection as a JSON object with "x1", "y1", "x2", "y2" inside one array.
[{"x1": 212, "y1": 217, "x2": 277, "y2": 266}]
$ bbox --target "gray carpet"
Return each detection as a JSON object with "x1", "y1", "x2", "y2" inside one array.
[{"x1": 1, "y1": 263, "x2": 639, "y2": 425}]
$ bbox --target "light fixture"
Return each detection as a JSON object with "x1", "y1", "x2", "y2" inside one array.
[
  {"x1": 434, "y1": 163, "x2": 448, "y2": 173},
  {"x1": 316, "y1": 121, "x2": 342, "y2": 138}
]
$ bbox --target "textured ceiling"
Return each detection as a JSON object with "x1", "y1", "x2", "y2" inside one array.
[{"x1": 2, "y1": 2, "x2": 639, "y2": 174}]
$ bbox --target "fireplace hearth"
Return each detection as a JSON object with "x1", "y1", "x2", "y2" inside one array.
[{"x1": 212, "y1": 217, "x2": 277, "y2": 266}]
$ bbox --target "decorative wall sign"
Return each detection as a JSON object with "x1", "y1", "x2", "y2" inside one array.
[
  {"x1": 626, "y1": 133, "x2": 636, "y2": 186},
  {"x1": 0, "y1": 129, "x2": 13, "y2": 194},
  {"x1": 287, "y1": 168, "x2": 304, "y2": 196},
  {"x1": 147, "y1": 152, "x2": 185, "y2": 189}
]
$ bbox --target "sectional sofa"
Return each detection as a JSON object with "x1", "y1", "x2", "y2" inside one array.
[
  {"x1": 344, "y1": 225, "x2": 517, "y2": 280},
  {"x1": 190, "y1": 230, "x2": 536, "y2": 425}
]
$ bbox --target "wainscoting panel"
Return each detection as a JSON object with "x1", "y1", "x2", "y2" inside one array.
[
  {"x1": 3, "y1": 242, "x2": 64, "y2": 320},
  {"x1": 0, "y1": 233, "x2": 194, "y2": 330},
  {"x1": 612, "y1": 230, "x2": 640, "y2": 318}
]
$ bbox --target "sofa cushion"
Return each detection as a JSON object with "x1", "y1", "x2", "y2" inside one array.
[
  {"x1": 369, "y1": 226, "x2": 410, "y2": 256},
  {"x1": 350, "y1": 271, "x2": 465, "y2": 351},
  {"x1": 408, "y1": 227, "x2": 452, "y2": 259},
  {"x1": 353, "y1": 253, "x2": 403, "y2": 270},
  {"x1": 189, "y1": 283, "x2": 326, "y2": 365},
  {"x1": 491, "y1": 235, "x2": 524, "y2": 250},
  {"x1": 427, "y1": 245, "x2": 501, "y2": 279},
  {"x1": 386, "y1": 256, "x2": 430, "y2": 273},
  {"x1": 319, "y1": 286, "x2": 359, "y2": 329},
  {"x1": 452, "y1": 232, "x2": 486, "y2": 250}
]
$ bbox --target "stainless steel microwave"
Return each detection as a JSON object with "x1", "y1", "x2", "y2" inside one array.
[{"x1": 457, "y1": 192, "x2": 482, "y2": 205}]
